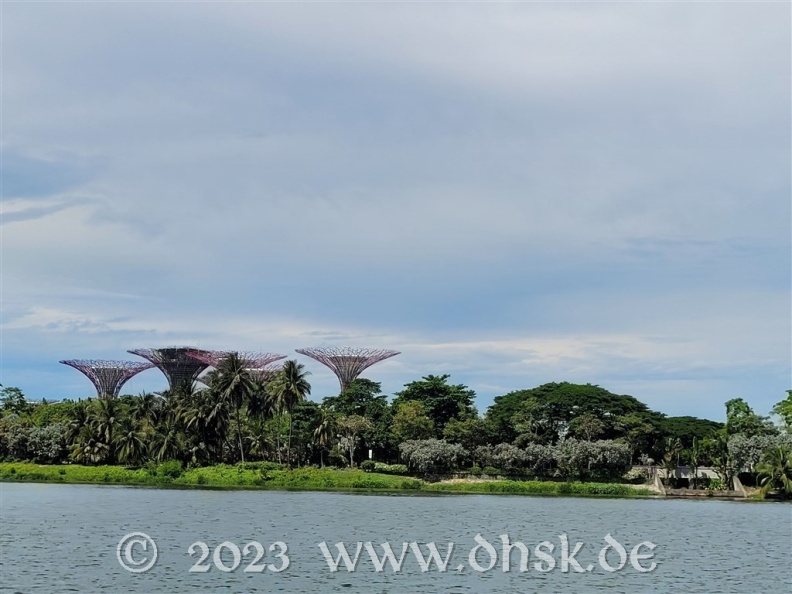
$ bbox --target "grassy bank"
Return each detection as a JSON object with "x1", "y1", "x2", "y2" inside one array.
[{"x1": 0, "y1": 463, "x2": 653, "y2": 498}]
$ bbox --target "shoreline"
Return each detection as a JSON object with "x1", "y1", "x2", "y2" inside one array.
[{"x1": 0, "y1": 463, "x2": 656, "y2": 499}]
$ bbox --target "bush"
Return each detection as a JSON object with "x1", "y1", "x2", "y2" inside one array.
[
  {"x1": 399, "y1": 440, "x2": 468, "y2": 474},
  {"x1": 157, "y1": 460, "x2": 183, "y2": 479},
  {"x1": 361, "y1": 460, "x2": 376, "y2": 472},
  {"x1": 622, "y1": 467, "x2": 650, "y2": 484},
  {"x1": 373, "y1": 462, "x2": 409, "y2": 475}
]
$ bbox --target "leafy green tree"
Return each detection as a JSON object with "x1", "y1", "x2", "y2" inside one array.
[
  {"x1": 392, "y1": 375, "x2": 475, "y2": 435},
  {"x1": 1, "y1": 386, "x2": 32, "y2": 417},
  {"x1": 443, "y1": 414, "x2": 492, "y2": 451},
  {"x1": 323, "y1": 379, "x2": 385, "y2": 417},
  {"x1": 486, "y1": 382, "x2": 659, "y2": 445},
  {"x1": 659, "y1": 416, "x2": 723, "y2": 451},
  {"x1": 725, "y1": 398, "x2": 776, "y2": 438},
  {"x1": 615, "y1": 413, "x2": 663, "y2": 461},
  {"x1": 337, "y1": 415, "x2": 373, "y2": 467},
  {"x1": 705, "y1": 433, "x2": 734, "y2": 490},
  {"x1": 569, "y1": 413, "x2": 606, "y2": 441},
  {"x1": 391, "y1": 401, "x2": 435, "y2": 442},
  {"x1": 771, "y1": 391, "x2": 792, "y2": 430}
]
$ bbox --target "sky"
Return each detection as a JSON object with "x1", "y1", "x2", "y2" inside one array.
[{"x1": 1, "y1": 2, "x2": 789, "y2": 422}]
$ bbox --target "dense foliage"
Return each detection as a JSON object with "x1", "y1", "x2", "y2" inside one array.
[{"x1": 1, "y1": 372, "x2": 789, "y2": 492}]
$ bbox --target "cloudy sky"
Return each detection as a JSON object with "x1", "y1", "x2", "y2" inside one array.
[{"x1": 1, "y1": 2, "x2": 789, "y2": 421}]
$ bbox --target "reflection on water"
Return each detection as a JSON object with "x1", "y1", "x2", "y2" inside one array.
[{"x1": 1, "y1": 483, "x2": 789, "y2": 593}]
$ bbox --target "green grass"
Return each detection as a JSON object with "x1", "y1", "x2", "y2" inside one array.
[
  {"x1": 424, "y1": 479, "x2": 654, "y2": 497},
  {"x1": 0, "y1": 463, "x2": 651, "y2": 498}
]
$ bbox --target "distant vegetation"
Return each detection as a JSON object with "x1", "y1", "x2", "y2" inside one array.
[{"x1": 1, "y1": 360, "x2": 790, "y2": 498}]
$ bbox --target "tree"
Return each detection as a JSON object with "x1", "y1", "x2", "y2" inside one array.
[
  {"x1": 92, "y1": 399, "x2": 121, "y2": 463},
  {"x1": 399, "y1": 439, "x2": 468, "y2": 474},
  {"x1": 392, "y1": 375, "x2": 475, "y2": 435},
  {"x1": 115, "y1": 418, "x2": 147, "y2": 466},
  {"x1": 771, "y1": 390, "x2": 792, "y2": 430},
  {"x1": 391, "y1": 401, "x2": 435, "y2": 443},
  {"x1": 129, "y1": 393, "x2": 161, "y2": 430},
  {"x1": 486, "y1": 382, "x2": 659, "y2": 445},
  {"x1": 323, "y1": 379, "x2": 385, "y2": 417},
  {"x1": 337, "y1": 415, "x2": 372, "y2": 467},
  {"x1": 725, "y1": 398, "x2": 776, "y2": 438},
  {"x1": 706, "y1": 433, "x2": 734, "y2": 490},
  {"x1": 443, "y1": 414, "x2": 492, "y2": 450},
  {"x1": 661, "y1": 437, "x2": 682, "y2": 486},
  {"x1": 659, "y1": 416, "x2": 723, "y2": 450},
  {"x1": 268, "y1": 360, "x2": 311, "y2": 467},
  {"x1": 756, "y1": 446, "x2": 792, "y2": 499},
  {"x1": 313, "y1": 409, "x2": 337, "y2": 468},
  {"x1": 1, "y1": 386, "x2": 33, "y2": 417},
  {"x1": 211, "y1": 353, "x2": 257, "y2": 463},
  {"x1": 569, "y1": 413, "x2": 605, "y2": 441}
]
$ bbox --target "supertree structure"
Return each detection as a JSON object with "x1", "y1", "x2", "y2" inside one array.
[
  {"x1": 59, "y1": 359, "x2": 155, "y2": 399},
  {"x1": 295, "y1": 347, "x2": 400, "y2": 391},
  {"x1": 247, "y1": 362, "x2": 284, "y2": 383},
  {"x1": 128, "y1": 347, "x2": 212, "y2": 391},
  {"x1": 187, "y1": 350, "x2": 286, "y2": 370}
]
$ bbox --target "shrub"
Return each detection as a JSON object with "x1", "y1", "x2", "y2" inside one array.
[
  {"x1": 399, "y1": 440, "x2": 468, "y2": 474},
  {"x1": 361, "y1": 460, "x2": 376, "y2": 472},
  {"x1": 157, "y1": 460, "x2": 183, "y2": 479},
  {"x1": 373, "y1": 462, "x2": 408, "y2": 475},
  {"x1": 622, "y1": 467, "x2": 650, "y2": 484}
]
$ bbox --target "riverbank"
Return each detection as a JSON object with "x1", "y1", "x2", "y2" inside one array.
[{"x1": 0, "y1": 463, "x2": 654, "y2": 498}]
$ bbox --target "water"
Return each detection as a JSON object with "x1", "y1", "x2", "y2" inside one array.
[{"x1": 1, "y1": 483, "x2": 790, "y2": 593}]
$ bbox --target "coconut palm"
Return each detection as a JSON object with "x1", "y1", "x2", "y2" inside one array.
[
  {"x1": 313, "y1": 409, "x2": 337, "y2": 468},
  {"x1": 212, "y1": 352, "x2": 256, "y2": 463},
  {"x1": 269, "y1": 360, "x2": 311, "y2": 467},
  {"x1": 66, "y1": 401, "x2": 90, "y2": 445},
  {"x1": 115, "y1": 418, "x2": 147, "y2": 466},
  {"x1": 180, "y1": 387, "x2": 231, "y2": 461},
  {"x1": 129, "y1": 392, "x2": 161, "y2": 430},
  {"x1": 150, "y1": 419, "x2": 185, "y2": 462},
  {"x1": 756, "y1": 446, "x2": 792, "y2": 499},
  {"x1": 70, "y1": 424, "x2": 110, "y2": 465},
  {"x1": 92, "y1": 399, "x2": 121, "y2": 463}
]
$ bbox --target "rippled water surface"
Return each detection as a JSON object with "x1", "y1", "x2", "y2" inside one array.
[{"x1": 1, "y1": 483, "x2": 790, "y2": 593}]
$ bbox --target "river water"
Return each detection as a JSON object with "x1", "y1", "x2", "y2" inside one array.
[{"x1": 1, "y1": 483, "x2": 789, "y2": 593}]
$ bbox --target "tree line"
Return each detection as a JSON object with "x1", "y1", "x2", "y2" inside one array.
[{"x1": 1, "y1": 354, "x2": 790, "y2": 496}]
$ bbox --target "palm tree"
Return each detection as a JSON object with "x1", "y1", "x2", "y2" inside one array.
[
  {"x1": 115, "y1": 418, "x2": 147, "y2": 467},
  {"x1": 70, "y1": 424, "x2": 110, "y2": 465},
  {"x1": 150, "y1": 419, "x2": 185, "y2": 462},
  {"x1": 129, "y1": 392, "x2": 161, "y2": 430},
  {"x1": 66, "y1": 401, "x2": 90, "y2": 445},
  {"x1": 180, "y1": 387, "x2": 231, "y2": 462},
  {"x1": 93, "y1": 399, "x2": 121, "y2": 463},
  {"x1": 313, "y1": 409, "x2": 337, "y2": 468},
  {"x1": 756, "y1": 446, "x2": 792, "y2": 499},
  {"x1": 246, "y1": 418, "x2": 273, "y2": 461},
  {"x1": 212, "y1": 353, "x2": 256, "y2": 463},
  {"x1": 269, "y1": 360, "x2": 311, "y2": 467}
]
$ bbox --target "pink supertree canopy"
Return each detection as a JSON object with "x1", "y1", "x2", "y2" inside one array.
[
  {"x1": 128, "y1": 347, "x2": 212, "y2": 390},
  {"x1": 60, "y1": 359, "x2": 154, "y2": 399},
  {"x1": 295, "y1": 347, "x2": 400, "y2": 391}
]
